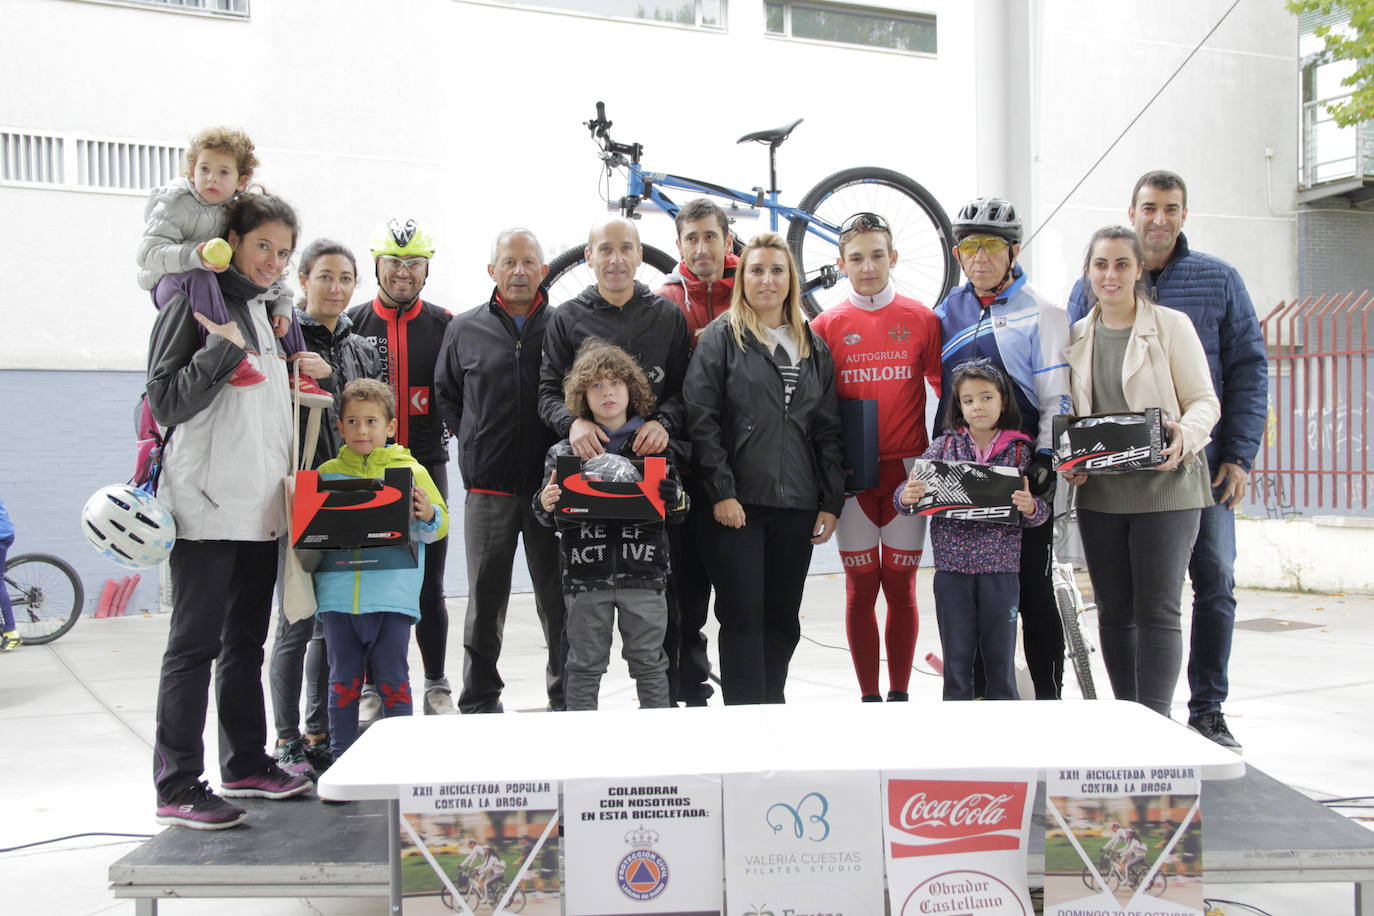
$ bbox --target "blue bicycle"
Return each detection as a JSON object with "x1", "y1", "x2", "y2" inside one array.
[{"x1": 547, "y1": 102, "x2": 957, "y2": 316}]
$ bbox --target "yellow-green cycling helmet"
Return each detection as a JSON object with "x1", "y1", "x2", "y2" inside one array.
[{"x1": 370, "y1": 218, "x2": 437, "y2": 259}]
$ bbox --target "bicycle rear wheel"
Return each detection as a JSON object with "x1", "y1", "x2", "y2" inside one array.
[
  {"x1": 7, "y1": 553, "x2": 85, "y2": 645},
  {"x1": 787, "y1": 167, "x2": 957, "y2": 317},
  {"x1": 545, "y1": 244, "x2": 678, "y2": 308},
  {"x1": 1054, "y1": 573, "x2": 1096, "y2": 699}
]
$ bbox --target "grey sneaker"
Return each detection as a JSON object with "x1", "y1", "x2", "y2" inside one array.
[
  {"x1": 273, "y1": 736, "x2": 317, "y2": 780},
  {"x1": 358, "y1": 683, "x2": 382, "y2": 731},
  {"x1": 423, "y1": 677, "x2": 457, "y2": 715},
  {"x1": 1188, "y1": 711, "x2": 1242, "y2": 753}
]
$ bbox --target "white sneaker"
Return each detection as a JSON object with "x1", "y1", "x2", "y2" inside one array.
[
  {"x1": 423, "y1": 678, "x2": 457, "y2": 715},
  {"x1": 358, "y1": 684, "x2": 382, "y2": 731}
]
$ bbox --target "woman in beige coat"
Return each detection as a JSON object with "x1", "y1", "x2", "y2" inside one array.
[{"x1": 1061, "y1": 226, "x2": 1219, "y2": 716}]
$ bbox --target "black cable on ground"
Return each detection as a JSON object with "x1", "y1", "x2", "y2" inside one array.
[
  {"x1": 0, "y1": 832, "x2": 153, "y2": 854},
  {"x1": 798, "y1": 632, "x2": 942, "y2": 678}
]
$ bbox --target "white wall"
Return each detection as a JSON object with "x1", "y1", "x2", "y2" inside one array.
[
  {"x1": 0, "y1": 0, "x2": 978, "y2": 370},
  {"x1": 1019, "y1": 0, "x2": 1299, "y2": 314}
]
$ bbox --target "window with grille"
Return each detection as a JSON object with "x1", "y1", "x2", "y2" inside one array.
[
  {"x1": 474, "y1": 0, "x2": 724, "y2": 30},
  {"x1": 1, "y1": 129, "x2": 184, "y2": 194},
  {"x1": 765, "y1": 0, "x2": 935, "y2": 54}
]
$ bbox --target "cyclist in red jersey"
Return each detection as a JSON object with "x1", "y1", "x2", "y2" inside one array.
[{"x1": 809, "y1": 213, "x2": 941, "y2": 701}]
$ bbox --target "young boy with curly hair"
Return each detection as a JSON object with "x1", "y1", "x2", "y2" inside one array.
[
  {"x1": 137, "y1": 126, "x2": 328, "y2": 405},
  {"x1": 534, "y1": 340, "x2": 689, "y2": 711}
]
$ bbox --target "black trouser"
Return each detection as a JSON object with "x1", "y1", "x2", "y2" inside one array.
[
  {"x1": 154, "y1": 539, "x2": 276, "y2": 800},
  {"x1": 701, "y1": 505, "x2": 815, "y2": 705},
  {"x1": 458, "y1": 490, "x2": 565, "y2": 712},
  {"x1": 665, "y1": 478, "x2": 715, "y2": 705},
  {"x1": 1018, "y1": 518, "x2": 1063, "y2": 699},
  {"x1": 416, "y1": 461, "x2": 450, "y2": 681}
]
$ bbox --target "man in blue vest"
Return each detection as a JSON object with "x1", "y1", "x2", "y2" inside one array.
[{"x1": 1068, "y1": 171, "x2": 1265, "y2": 750}]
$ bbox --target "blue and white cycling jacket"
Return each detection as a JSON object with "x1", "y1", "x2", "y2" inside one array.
[{"x1": 933, "y1": 267, "x2": 1072, "y2": 454}]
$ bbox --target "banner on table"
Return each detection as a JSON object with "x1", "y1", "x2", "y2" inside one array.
[
  {"x1": 882, "y1": 769, "x2": 1037, "y2": 916},
  {"x1": 563, "y1": 774, "x2": 723, "y2": 916},
  {"x1": 1044, "y1": 766, "x2": 1204, "y2": 915},
  {"x1": 399, "y1": 780, "x2": 561, "y2": 915},
  {"x1": 722, "y1": 770, "x2": 885, "y2": 915}
]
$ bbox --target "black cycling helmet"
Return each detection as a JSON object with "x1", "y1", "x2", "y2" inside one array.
[{"x1": 953, "y1": 197, "x2": 1022, "y2": 244}]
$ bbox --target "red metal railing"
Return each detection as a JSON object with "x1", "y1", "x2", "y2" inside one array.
[{"x1": 1254, "y1": 292, "x2": 1373, "y2": 515}]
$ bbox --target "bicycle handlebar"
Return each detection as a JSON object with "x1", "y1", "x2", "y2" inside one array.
[{"x1": 586, "y1": 101, "x2": 642, "y2": 163}]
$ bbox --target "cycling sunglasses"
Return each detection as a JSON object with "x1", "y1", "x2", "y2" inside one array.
[
  {"x1": 956, "y1": 236, "x2": 1011, "y2": 257},
  {"x1": 839, "y1": 212, "x2": 891, "y2": 235}
]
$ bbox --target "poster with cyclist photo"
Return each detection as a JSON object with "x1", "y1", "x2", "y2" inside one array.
[
  {"x1": 1043, "y1": 767, "x2": 1205, "y2": 914},
  {"x1": 562, "y1": 774, "x2": 723, "y2": 916},
  {"x1": 399, "y1": 781, "x2": 561, "y2": 915}
]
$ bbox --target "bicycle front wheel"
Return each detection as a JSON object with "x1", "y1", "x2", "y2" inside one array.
[
  {"x1": 788, "y1": 167, "x2": 957, "y2": 317},
  {"x1": 546, "y1": 244, "x2": 678, "y2": 308},
  {"x1": 7, "y1": 553, "x2": 85, "y2": 645},
  {"x1": 507, "y1": 885, "x2": 527, "y2": 912},
  {"x1": 1054, "y1": 574, "x2": 1096, "y2": 699}
]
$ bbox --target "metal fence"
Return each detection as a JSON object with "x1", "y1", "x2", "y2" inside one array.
[{"x1": 1252, "y1": 292, "x2": 1374, "y2": 518}]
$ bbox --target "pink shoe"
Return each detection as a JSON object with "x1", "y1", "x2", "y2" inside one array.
[
  {"x1": 292, "y1": 373, "x2": 334, "y2": 409},
  {"x1": 228, "y1": 358, "x2": 267, "y2": 389}
]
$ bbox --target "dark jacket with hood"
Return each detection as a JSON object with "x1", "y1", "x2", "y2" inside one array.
[
  {"x1": 538, "y1": 282, "x2": 691, "y2": 440},
  {"x1": 655, "y1": 252, "x2": 739, "y2": 349},
  {"x1": 533, "y1": 416, "x2": 689, "y2": 594}
]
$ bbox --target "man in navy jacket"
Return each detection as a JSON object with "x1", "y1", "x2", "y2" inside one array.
[{"x1": 1068, "y1": 170, "x2": 1265, "y2": 750}]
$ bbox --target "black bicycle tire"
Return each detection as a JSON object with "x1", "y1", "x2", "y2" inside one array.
[
  {"x1": 545, "y1": 243, "x2": 678, "y2": 308},
  {"x1": 1054, "y1": 578, "x2": 1096, "y2": 699},
  {"x1": 1145, "y1": 868, "x2": 1167, "y2": 897},
  {"x1": 508, "y1": 885, "x2": 527, "y2": 912},
  {"x1": 786, "y1": 166, "x2": 957, "y2": 318},
  {"x1": 7, "y1": 552, "x2": 85, "y2": 645}
]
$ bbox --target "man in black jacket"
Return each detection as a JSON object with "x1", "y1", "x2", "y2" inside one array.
[
  {"x1": 435, "y1": 229, "x2": 564, "y2": 712},
  {"x1": 538, "y1": 217, "x2": 693, "y2": 700},
  {"x1": 346, "y1": 219, "x2": 455, "y2": 716}
]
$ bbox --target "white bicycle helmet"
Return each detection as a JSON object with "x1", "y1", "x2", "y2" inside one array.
[{"x1": 81, "y1": 484, "x2": 177, "y2": 569}]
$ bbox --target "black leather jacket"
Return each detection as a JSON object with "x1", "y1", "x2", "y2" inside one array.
[
  {"x1": 684, "y1": 316, "x2": 844, "y2": 516},
  {"x1": 297, "y1": 309, "x2": 383, "y2": 469}
]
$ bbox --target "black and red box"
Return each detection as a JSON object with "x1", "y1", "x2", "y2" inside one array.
[
  {"x1": 907, "y1": 460, "x2": 1023, "y2": 526},
  {"x1": 554, "y1": 455, "x2": 667, "y2": 520},
  {"x1": 291, "y1": 467, "x2": 417, "y2": 571},
  {"x1": 1053, "y1": 408, "x2": 1165, "y2": 475}
]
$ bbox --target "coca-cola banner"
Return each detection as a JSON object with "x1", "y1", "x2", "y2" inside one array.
[
  {"x1": 882, "y1": 769, "x2": 1037, "y2": 916},
  {"x1": 721, "y1": 770, "x2": 885, "y2": 915},
  {"x1": 562, "y1": 774, "x2": 723, "y2": 916},
  {"x1": 1044, "y1": 767, "x2": 1205, "y2": 914}
]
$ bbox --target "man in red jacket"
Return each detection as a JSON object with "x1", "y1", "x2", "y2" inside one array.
[{"x1": 655, "y1": 199, "x2": 737, "y2": 705}]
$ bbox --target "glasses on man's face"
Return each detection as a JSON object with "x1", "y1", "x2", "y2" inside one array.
[
  {"x1": 378, "y1": 256, "x2": 429, "y2": 273},
  {"x1": 956, "y1": 236, "x2": 1010, "y2": 258},
  {"x1": 839, "y1": 212, "x2": 891, "y2": 235}
]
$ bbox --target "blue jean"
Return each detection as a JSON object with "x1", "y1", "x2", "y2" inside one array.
[
  {"x1": 1186, "y1": 492, "x2": 1237, "y2": 717},
  {"x1": 933, "y1": 570, "x2": 1020, "y2": 701},
  {"x1": 0, "y1": 535, "x2": 14, "y2": 631},
  {"x1": 320, "y1": 611, "x2": 413, "y2": 757}
]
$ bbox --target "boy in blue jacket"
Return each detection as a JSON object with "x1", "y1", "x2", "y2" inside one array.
[{"x1": 314, "y1": 379, "x2": 448, "y2": 757}]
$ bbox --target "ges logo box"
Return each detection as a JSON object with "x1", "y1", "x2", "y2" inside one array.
[
  {"x1": 1053, "y1": 408, "x2": 1165, "y2": 475},
  {"x1": 554, "y1": 455, "x2": 667, "y2": 521},
  {"x1": 291, "y1": 467, "x2": 417, "y2": 571}
]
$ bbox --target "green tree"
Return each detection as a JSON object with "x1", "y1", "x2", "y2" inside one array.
[{"x1": 1290, "y1": 0, "x2": 1374, "y2": 126}]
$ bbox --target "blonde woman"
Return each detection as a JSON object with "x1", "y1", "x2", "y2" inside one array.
[{"x1": 684, "y1": 233, "x2": 845, "y2": 705}]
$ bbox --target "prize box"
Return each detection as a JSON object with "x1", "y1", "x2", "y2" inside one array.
[
  {"x1": 908, "y1": 459, "x2": 1023, "y2": 526},
  {"x1": 291, "y1": 467, "x2": 417, "y2": 571},
  {"x1": 839, "y1": 398, "x2": 880, "y2": 492},
  {"x1": 554, "y1": 455, "x2": 666, "y2": 520},
  {"x1": 1053, "y1": 408, "x2": 1165, "y2": 475}
]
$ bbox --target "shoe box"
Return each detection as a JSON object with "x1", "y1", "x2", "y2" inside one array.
[
  {"x1": 553, "y1": 455, "x2": 667, "y2": 520},
  {"x1": 1052, "y1": 408, "x2": 1166, "y2": 474},
  {"x1": 291, "y1": 467, "x2": 418, "y2": 570},
  {"x1": 905, "y1": 459, "x2": 1025, "y2": 526},
  {"x1": 839, "y1": 398, "x2": 879, "y2": 492}
]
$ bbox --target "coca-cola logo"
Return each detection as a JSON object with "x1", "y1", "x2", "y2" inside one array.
[{"x1": 887, "y1": 780, "x2": 1027, "y2": 857}]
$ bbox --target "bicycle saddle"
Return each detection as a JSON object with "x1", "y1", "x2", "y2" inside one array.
[{"x1": 737, "y1": 118, "x2": 803, "y2": 146}]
